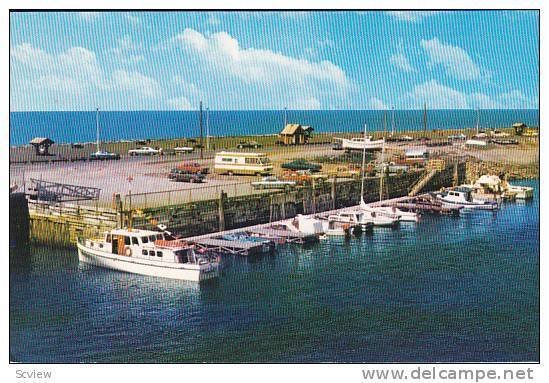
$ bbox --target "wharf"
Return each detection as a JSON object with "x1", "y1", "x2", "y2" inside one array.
[
  {"x1": 247, "y1": 227, "x2": 318, "y2": 244},
  {"x1": 193, "y1": 238, "x2": 265, "y2": 256}
]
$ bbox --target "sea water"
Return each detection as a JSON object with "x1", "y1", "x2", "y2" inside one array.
[{"x1": 9, "y1": 180, "x2": 539, "y2": 363}]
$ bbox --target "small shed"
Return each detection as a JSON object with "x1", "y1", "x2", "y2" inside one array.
[
  {"x1": 279, "y1": 124, "x2": 312, "y2": 145},
  {"x1": 29, "y1": 137, "x2": 55, "y2": 156},
  {"x1": 513, "y1": 123, "x2": 527, "y2": 136}
]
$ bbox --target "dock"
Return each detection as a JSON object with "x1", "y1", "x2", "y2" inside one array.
[
  {"x1": 193, "y1": 237, "x2": 266, "y2": 256},
  {"x1": 247, "y1": 227, "x2": 318, "y2": 244}
]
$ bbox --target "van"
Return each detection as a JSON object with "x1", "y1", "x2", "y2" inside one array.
[{"x1": 214, "y1": 151, "x2": 273, "y2": 176}]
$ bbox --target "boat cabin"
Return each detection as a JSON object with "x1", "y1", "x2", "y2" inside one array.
[{"x1": 86, "y1": 228, "x2": 198, "y2": 264}]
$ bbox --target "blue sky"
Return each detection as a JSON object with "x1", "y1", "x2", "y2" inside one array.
[{"x1": 9, "y1": 10, "x2": 539, "y2": 111}]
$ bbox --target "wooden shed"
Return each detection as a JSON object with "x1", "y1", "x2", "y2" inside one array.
[
  {"x1": 29, "y1": 137, "x2": 55, "y2": 156},
  {"x1": 279, "y1": 124, "x2": 313, "y2": 145}
]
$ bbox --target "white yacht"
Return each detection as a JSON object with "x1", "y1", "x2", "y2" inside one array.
[
  {"x1": 77, "y1": 228, "x2": 219, "y2": 282},
  {"x1": 281, "y1": 214, "x2": 325, "y2": 235},
  {"x1": 359, "y1": 202, "x2": 400, "y2": 227},
  {"x1": 505, "y1": 184, "x2": 534, "y2": 200},
  {"x1": 436, "y1": 188, "x2": 499, "y2": 210}
]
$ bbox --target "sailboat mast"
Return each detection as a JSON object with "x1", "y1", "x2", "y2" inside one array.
[
  {"x1": 360, "y1": 124, "x2": 367, "y2": 205},
  {"x1": 96, "y1": 107, "x2": 100, "y2": 153},
  {"x1": 380, "y1": 131, "x2": 386, "y2": 201},
  {"x1": 423, "y1": 102, "x2": 427, "y2": 137},
  {"x1": 391, "y1": 106, "x2": 395, "y2": 136},
  {"x1": 476, "y1": 108, "x2": 480, "y2": 134},
  {"x1": 206, "y1": 107, "x2": 210, "y2": 151}
]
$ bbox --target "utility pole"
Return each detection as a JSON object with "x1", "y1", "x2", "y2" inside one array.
[
  {"x1": 206, "y1": 107, "x2": 210, "y2": 151},
  {"x1": 96, "y1": 107, "x2": 100, "y2": 153},
  {"x1": 284, "y1": 106, "x2": 288, "y2": 128},
  {"x1": 476, "y1": 108, "x2": 480, "y2": 134},
  {"x1": 423, "y1": 102, "x2": 427, "y2": 138},
  {"x1": 199, "y1": 101, "x2": 203, "y2": 159},
  {"x1": 383, "y1": 110, "x2": 387, "y2": 138},
  {"x1": 391, "y1": 106, "x2": 395, "y2": 136}
]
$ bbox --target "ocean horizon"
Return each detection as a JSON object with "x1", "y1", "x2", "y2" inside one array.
[{"x1": 10, "y1": 109, "x2": 539, "y2": 146}]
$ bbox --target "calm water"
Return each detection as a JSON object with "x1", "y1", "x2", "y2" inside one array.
[
  {"x1": 10, "y1": 180, "x2": 539, "y2": 363},
  {"x1": 10, "y1": 109, "x2": 540, "y2": 146}
]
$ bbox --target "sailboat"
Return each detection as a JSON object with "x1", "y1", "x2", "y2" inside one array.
[
  {"x1": 353, "y1": 125, "x2": 400, "y2": 227},
  {"x1": 89, "y1": 107, "x2": 120, "y2": 160}
]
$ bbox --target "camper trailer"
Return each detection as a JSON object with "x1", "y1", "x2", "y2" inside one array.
[{"x1": 214, "y1": 151, "x2": 273, "y2": 176}]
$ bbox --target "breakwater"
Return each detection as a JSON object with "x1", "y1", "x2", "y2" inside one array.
[{"x1": 26, "y1": 162, "x2": 465, "y2": 248}]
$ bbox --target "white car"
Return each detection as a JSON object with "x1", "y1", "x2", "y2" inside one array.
[
  {"x1": 174, "y1": 146, "x2": 194, "y2": 154},
  {"x1": 128, "y1": 146, "x2": 163, "y2": 156},
  {"x1": 490, "y1": 130, "x2": 510, "y2": 138},
  {"x1": 448, "y1": 133, "x2": 467, "y2": 140},
  {"x1": 251, "y1": 177, "x2": 296, "y2": 190}
]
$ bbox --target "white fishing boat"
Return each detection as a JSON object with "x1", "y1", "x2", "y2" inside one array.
[
  {"x1": 318, "y1": 215, "x2": 357, "y2": 236},
  {"x1": 506, "y1": 184, "x2": 534, "y2": 200},
  {"x1": 436, "y1": 187, "x2": 498, "y2": 210},
  {"x1": 338, "y1": 134, "x2": 384, "y2": 151},
  {"x1": 77, "y1": 228, "x2": 219, "y2": 282},
  {"x1": 375, "y1": 206, "x2": 419, "y2": 222},
  {"x1": 281, "y1": 214, "x2": 325, "y2": 235}
]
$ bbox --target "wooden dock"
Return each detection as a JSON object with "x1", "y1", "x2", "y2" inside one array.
[
  {"x1": 193, "y1": 237, "x2": 267, "y2": 256},
  {"x1": 247, "y1": 227, "x2": 318, "y2": 244}
]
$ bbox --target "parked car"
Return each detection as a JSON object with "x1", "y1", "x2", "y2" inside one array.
[
  {"x1": 237, "y1": 141, "x2": 262, "y2": 149},
  {"x1": 176, "y1": 162, "x2": 209, "y2": 174},
  {"x1": 489, "y1": 130, "x2": 510, "y2": 138},
  {"x1": 128, "y1": 146, "x2": 163, "y2": 156},
  {"x1": 448, "y1": 133, "x2": 467, "y2": 140},
  {"x1": 174, "y1": 146, "x2": 194, "y2": 154},
  {"x1": 89, "y1": 151, "x2": 121, "y2": 161},
  {"x1": 281, "y1": 159, "x2": 322, "y2": 172},
  {"x1": 251, "y1": 176, "x2": 296, "y2": 190},
  {"x1": 168, "y1": 169, "x2": 206, "y2": 183},
  {"x1": 473, "y1": 131, "x2": 488, "y2": 139}
]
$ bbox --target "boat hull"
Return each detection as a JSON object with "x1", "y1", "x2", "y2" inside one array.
[
  {"x1": 439, "y1": 198, "x2": 497, "y2": 210},
  {"x1": 77, "y1": 243, "x2": 218, "y2": 282}
]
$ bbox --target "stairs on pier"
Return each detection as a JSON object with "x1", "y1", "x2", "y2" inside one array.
[{"x1": 408, "y1": 169, "x2": 438, "y2": 196}]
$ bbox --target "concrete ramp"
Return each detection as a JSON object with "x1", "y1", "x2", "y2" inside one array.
[{"x1": 408, "y1": 169, "x2": 438, "y2": 196}]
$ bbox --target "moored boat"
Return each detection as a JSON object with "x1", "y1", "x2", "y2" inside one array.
[
  {"x1": 77, "y1": 228, "x2": 219, "y2": 282},
  {"x1": 436, "y1": 187, "x2": 499, "y2": 210}
]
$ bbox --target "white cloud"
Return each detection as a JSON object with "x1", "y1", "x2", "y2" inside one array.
[
  {"x1": 109, "y1": 35, "x2": 145, "y2": 65},
  {"x1": 401, "y1": 80, "x2": 537, "y2": 109},
  {"x1": 10, "y1": 43, "x2": 162, "y2": 110},
  {"x1": 169, "y1": 28, "x2": 351, "y2": 109},
  {"x1": 420, "y1": 38, "x2": 482, "y2": 80},
  {"x1": 167, "y1": 97, "x2": 193, "y2": 110},
  {"x1": 390, "y1": 53, "x2": 415, "y2": 72},
  {"x1": 369, "y1": 97, "x2": 389, "y2": 110},
  {"x1": 402, "y1": 80, "x2": 470, "y2": 109},
  {"x1": 112, "y1": 70, "x2": 161, "y2": 98},
  {"x1": 386, "y1": 11, "x2": 438, "y2": 22}
]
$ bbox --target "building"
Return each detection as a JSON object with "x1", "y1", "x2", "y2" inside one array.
[
  {"x1": 29, "y1": 137, "x2": 55, "y2": 156},
  {"x1": 279, "y1": 124, "x2": 313, "y2": 145},
  {"x1": 513, "y1": 122, "x2": 538, "y2": 137}
]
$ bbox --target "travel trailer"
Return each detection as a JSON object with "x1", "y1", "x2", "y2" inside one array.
[{"x1": 214, "y1": 151, "x2": 273, "y2": 175}]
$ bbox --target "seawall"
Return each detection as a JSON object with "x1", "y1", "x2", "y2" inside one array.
[{"x1": 25, "y1": 161, "x2": 465, "y2": 248}]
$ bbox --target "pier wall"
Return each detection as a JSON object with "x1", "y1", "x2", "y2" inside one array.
[{"x1": 26, "y1": 162, "x2": 465, "y2": 247}]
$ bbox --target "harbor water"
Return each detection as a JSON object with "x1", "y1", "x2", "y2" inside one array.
[
  {"x1": 10, "y1": 180, "x2": 539, "y2": 363},
  {"x1": 10, "y1": 109, "x2": 539, "y2": 146}
]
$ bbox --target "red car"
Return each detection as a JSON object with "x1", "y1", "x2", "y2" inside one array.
[{"x1": 176, "y1": 162, "x2": 209, "y2": 174}]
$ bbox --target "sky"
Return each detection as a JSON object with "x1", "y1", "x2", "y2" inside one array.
[{"x1": 9, "y1": 10, "x2": 539, "y2": 111}]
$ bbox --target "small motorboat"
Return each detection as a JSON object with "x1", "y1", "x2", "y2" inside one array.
[
  {"x1": 375, "y1": 206, "x2": 419, "y2": 222},
  {"x1": 436, "y1": 187, "x2": 499, "y2": 210}
]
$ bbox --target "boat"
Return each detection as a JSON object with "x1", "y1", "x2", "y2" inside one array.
[
  {"x1": 89, "y1": 107, "x2": 120, "y2": 160},
  {"x1": 506, "y1": 184, "x2": 534, "y2": 200},
  {"x1": 436, "y1": 187, "x2": 499, "y2": 210},
  {"x1": 356, "y1": 127, "x2": 408, "y2": 226},
  {"x1": 465, "y1": 139, "x2": 488, "y2": 147},
  {"x1": 338, "y1": 131, "x2": 384, "y2": 151},
  {"x1": 329, "y1": 211, "x2": 373, "y2": 231},
  {"x1": 317, "y1": 215, "x2": 357, "y2": 236},
  {"x1": 269, "y1": 214, "x2": 325, "y2": 236},
  {"x1": 77, "y1": 228, "x2": 219, "y2": 282},
  {"x1": 374, "y1": 206, "x2": 419, "y2": 222}
]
